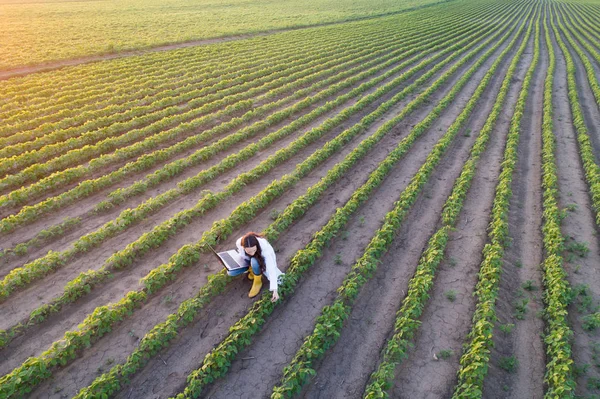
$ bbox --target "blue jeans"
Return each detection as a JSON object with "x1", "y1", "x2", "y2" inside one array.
[{"x1": 227, "y1": 257, "x2": 261, "y2": 277}]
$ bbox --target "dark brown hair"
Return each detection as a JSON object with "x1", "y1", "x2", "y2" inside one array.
[{"x1": 241, "y1": 231, "x2": 266, "y2": 273}]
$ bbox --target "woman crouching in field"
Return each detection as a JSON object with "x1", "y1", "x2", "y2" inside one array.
[{"x1": 229, "y1": 231, "x2": 284, "y2": 301}]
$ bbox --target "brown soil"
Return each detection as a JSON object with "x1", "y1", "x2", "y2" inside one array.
[
  {"x1": 389, "y1": 21, "x2": 533, "y2": 399},
  {"x1": 550, "y1": 11, "x2": 600, "y2": 399},
  {"x1": 2, "y1": 3, "x2": 599, "y2": 399},
  {"x1": 24, "y1": 41, "x2": 472, "y2": 397},
  {"x1": 482, "y1": 24, "x2": 546, "y2": 399}
]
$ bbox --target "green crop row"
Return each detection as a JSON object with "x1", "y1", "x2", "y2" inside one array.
[
  {"x1": 0, "y1": 217, "x2": 81, "y2": 261},
  {"x1": 0, "y1": 41, "x2": 315, "y2": 143},
  {"x1": 164, "y1": 8, "x2": 524, "y2": 398},
  {"x1": 0, "y1": 6, "x2": 512, "y2": 395},
  {"x1": 551, "y1": 5, "x2": 600, "y2": 228},
  {"x1": 361, "y1": 4, "x2": 535, "y2": 397},
  {"x1": 0, "y1": 9, "x2": 489, "y2": 305},
  {"x1": 98, "y1": 18, "x2": 486, "y2": 210},
  {"x1": 0, "y1": 15, "x2": 388, "y2": 115},
  {"x1": 567, "y1": 2, "x2": 600, "y2": 39},
  {"x1": 271, "y1": 6, "x2": 531, "y2": 398},
  {"x1": 558, "y1": 3, "x2": 600, "y2": 71},
  {"x1": 0, "y1": 14, "x2": 468, "y2": 213},
  {"x1": 0, "y1": 38, "x2": 413, "y2": 222},
  {"x1": 0, "y1": 14, "x2": 486, "y2": 392},
  {"x1": 0, "y1": 40, "x2": 375, "y2": 184},
  {"x1": 555, "y1": 6, "x2": 600, "y2": 107},
  {"x1": 0, "y1": 19, "x2": 468, "y2": 303},
  {"x1": 0, "y1": 1, "x2": 475, "y2": 112},
  {"x1": 0, "y1": 22, "x2": 407, "y2": 158},
  {"x1": 540, "y1": 9, "x2": 576, "y2": 399},
  {"x1": 70, "y1": 7, "x2": 517, "y2": 397},
  {"x1": 451, "y1": 9, "x2": 541, "y2": 399},
  {"x1": 0, "y1": 22, "x2": 397, "y2": 139}
]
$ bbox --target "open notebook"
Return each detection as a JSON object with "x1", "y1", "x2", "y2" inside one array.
[{"x1": 207, "y1": 244, "x2": 247, "y2": 271}]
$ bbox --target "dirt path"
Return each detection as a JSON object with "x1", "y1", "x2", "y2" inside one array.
[
  {"x1": 550, "y1": 15, "x2": 600, "y2": 398},
  {"x1": 482, "y1": 22, "x2": 546, "y2": 399}
]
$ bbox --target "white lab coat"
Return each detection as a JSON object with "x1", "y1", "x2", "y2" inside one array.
[{"x1": 236, "y1": 236, "x2": 285, "y2": 291}]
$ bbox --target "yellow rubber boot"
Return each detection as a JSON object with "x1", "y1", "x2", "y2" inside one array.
[
  {"x1": 247, "y1": 269, "x2": 255, "y2": 281},
  {"x1": 249, "y1": 274, "x2": 263, "y2": 298}
]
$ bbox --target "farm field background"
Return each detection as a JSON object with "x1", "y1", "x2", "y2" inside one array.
[
  {"x1": 0, "y1": 0, "x2": 448, "y2": 70},
  {"x1": 2, "y1": 0, "x2": 600, "y2": 398}
]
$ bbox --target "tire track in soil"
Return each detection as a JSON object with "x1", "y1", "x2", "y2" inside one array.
[
  {"x1": 188, "y1": 19, "x2": 523, "y2": 399},
  {"x1": 386, "y1": 21, "x2": 533, "y2": 399},
  {"x1": 550, "y1": 10, "x2": 600, "y2": 398},
  {"x1": 482, "y1": 21, "x2": 546, "y2": 399},
  {"x1": 0, "y1": 43, "x2": 435, "y2": 314},
  {"x1": 32, "y1": 19, "x2": 517, "y2": 399},
  {"x1": 2, "y1": 27, "x2": 481, "y2": 385}
]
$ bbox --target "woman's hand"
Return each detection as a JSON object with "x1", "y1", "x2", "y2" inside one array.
[{"x1": 271, "y1": 290, "x2": 280, "y2": 303}]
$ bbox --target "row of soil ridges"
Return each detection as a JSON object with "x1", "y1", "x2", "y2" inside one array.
[{"x1": 2, "y1": 0, "x2": 600, "y2": 398}]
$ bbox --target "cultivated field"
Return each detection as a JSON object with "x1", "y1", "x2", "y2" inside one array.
[
  {"x1": 0, "y1": 0, "x2": 447, "y2": 70},
  {"x1": 1, "y1": 0, "x2": 600, "y2": 398}
]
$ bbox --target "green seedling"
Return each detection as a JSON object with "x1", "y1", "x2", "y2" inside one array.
[
  {"x1": 334, "y1": 254, "x2": 343, "y2": 265},
  {"x1": 573, "y1": 363, "x2": 590, "y2": 378},
  {"x1": 445, "y1": 290, "x2": 457, "y2": 302},
  {"x1": 515, "y1": 260, "x2": 523, "y2": 268},
  {"x1": 565, "y1": 239, "x2": 590, "y2": 258},
  {"x1": 437, "y1": 349, "x2": 454, "y2": 359},
  {"x1": 499, "y1": 323, "x2": 515, "y2": 334},
  {"x1": 513, "y1": 298, "x2": 529, "y2": 320},
  {"x1": 359, "y1": 216, "x2": 366, "y2": 226},
  {"x1": 583, "y1": 313, "x2": 600, "y2": 332},
  {"x1": 499, "y1": 356, "x2": 518, "y2": 373},
  {"x1": 522, "y1": 280, "x2": 537, "y2": 291},
  {"x1": 571, "y1": 284, "x2": 593, "y2": 313},
  {"x1": 565, "y1": 203, "x2": 578, "y2": 212},
  {"x1": 587, "y1": 376, "x2": 600, "y2": 390},
  {"x1": 269, "y1": 209, "x2": 281, "y2": 220}
]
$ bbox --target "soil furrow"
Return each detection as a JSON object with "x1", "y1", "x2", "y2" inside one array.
[
  {"x1": 550, "y1": 7, "x2": 600, "y2": 397},
  {"x1": 0, "y1": 25, "x2": 486, "y2": 377},
  {"x1": 482, "y1": 20, "x2": 546, "y2": 399},
  {"x1": 24, "y1": 15, "x2": 519, "y2": 397},
  {"x1": 183, "y1": 17, "x2": 524, "y2": 399},
  {"x1": 0, "y1": 44, "x2": 449, "y2": 330},
  {"x1": 377, "y1": 23, "x2": 534, "y2": 399}
]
